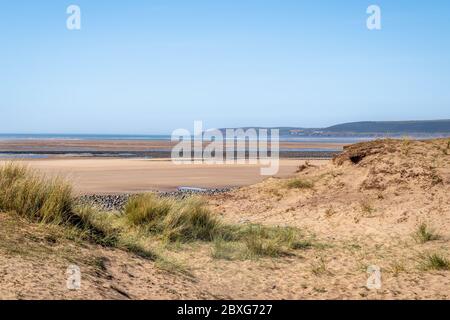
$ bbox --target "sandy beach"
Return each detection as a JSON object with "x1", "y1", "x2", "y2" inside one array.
[
  {"x1": 4, "y1": 158, "x2": 326, "y2": 194},
  {"x1": 1, "y1": 139, "x2": 449, "y2": 300}
]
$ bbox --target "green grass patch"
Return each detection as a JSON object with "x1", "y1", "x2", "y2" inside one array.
[
  {"x1": 124, "y1": 194, "x2": 313, "y2": 260},
  {"x1": 212, "y1": 224, "x2": 312, "y2": 260},
  {"x1": 420, "y1": 253, "x2": 450, "y2": 271},
  {"x1": 286, "y1": 178, "x2": 314, "y2": 189},
  {"x1": 414, "y1": 223, "x2": 440, "y2": 244}
]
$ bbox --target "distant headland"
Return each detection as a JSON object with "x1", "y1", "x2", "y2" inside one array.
[{"x1": 219, "y1": 119, "x2": 450, "y2": 137}]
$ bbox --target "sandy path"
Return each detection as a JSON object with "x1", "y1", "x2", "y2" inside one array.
[{"x1": 3, "y1": 158, "x2": 328, "y2": 194}]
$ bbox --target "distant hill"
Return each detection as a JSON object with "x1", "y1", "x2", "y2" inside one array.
[
  {"x1": 323, "y1": 120, "x2": 450, "y2": 133},
  {"x1": 218, "y1": 120, "x2": 450, "y2": 137}
]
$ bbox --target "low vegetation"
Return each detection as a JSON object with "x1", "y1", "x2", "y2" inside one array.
[
  {"x1": 360, "y1": 200, "x2": 375, "y2": 216},
  {"x1": 212, "y1": 224, "x2": 312, "y2": 260},
  {"x1": 444, "y1": 140, "x2": 450, "y2": 154},
  {"x1": 124, "y1": 194, "x2": 226, "y2": 242},
  {"x1": 0, "y1": 163, "x2": 74, "y2": 224},
  {"x1": 0, "y1": 163, "x2": 312, "y2": 267},
  {"x1": 311, "y1": 256, "x2": 330, "y2": 276},
  {"x1": 401, "y1": 137, "x2": 412, "y2": 155},
  {"x1": 414, "y1": 223, "x2": 440, "y2": 244},
  {"x1": 325, "y1": 207, "x2": 336, "y2": 218},
  {"x1": 389, "y1": 261, "x2": 406, "y2": 276},
  {"x1": 286, "y1": 178, "x2": 314, "y2": 189},
  {"x1": 420, "y1": 253, "x2": 450, "y2": 271}
]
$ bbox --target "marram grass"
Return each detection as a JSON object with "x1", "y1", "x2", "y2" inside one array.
[
  {"x1": 0, "y1": 163, "x2": 312, "y2": 262},
  {"x1": 0, "y1": 163, "x2": 74, "y2": 224}
]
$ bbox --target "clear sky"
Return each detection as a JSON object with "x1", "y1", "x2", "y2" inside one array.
[{"x1": 1, "y1": 0, "x2": 449, "y2": 134}]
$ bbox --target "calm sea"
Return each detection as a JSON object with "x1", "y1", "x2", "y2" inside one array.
[
  {"x1": 0, "y1": 134, "x2": 171, "y2": 141},
  {"x1": 0, "y1": 133, "x2": 372, "y2": 144}
]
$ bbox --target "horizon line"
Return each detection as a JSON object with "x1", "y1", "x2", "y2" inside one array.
[{"x1": 2, "y1": 118, "x2": 450, "y2": 136}]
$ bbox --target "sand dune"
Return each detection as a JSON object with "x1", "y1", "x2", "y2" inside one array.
[
  {"x1": 206, "y1": 139, "x2": 450, "y2": 299},
  {"x1": 1, "y1": 139, "x2": 449, "y2": 299}
]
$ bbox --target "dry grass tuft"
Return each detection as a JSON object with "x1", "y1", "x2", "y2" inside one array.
[
  {"x1": 414, "y1": 223, "x2": 440, "y2": 244},
  {"x1": 212, "y1": 224, "x2": 312, "y2": 260},
  {"x1": 420, "y1": 253, "x2": 450, "y2": 271},
  {"x1": 286, "y1": 178, "x2": 314, "y2": 190},
  {"x1": 311, "y1": 256, "x2": 330, "y2": 276},
  {"x1": 360, "y1": 201, "x2": 375, "y2": 216}
]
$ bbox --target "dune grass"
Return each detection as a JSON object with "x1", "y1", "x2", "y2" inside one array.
[
  {"x1": 212, "y1": 224, "x2": 312, "y2": 260},
  {"x1": 1, "y1": 163, "x2": 311, "y2": 263},
  {"x1": 0, "y1": 163, "x2": 156, "y2": 258},
  {"x1": 124, "y1": 194, "x2": 227, "y2": 242},
  {"x1": 286, "y1": 178, "x2": 314, "y2": 189},
  {"x1": 414, "y1": 223, "x2": 440, "y2": 244},
  {"x1": 360, "y1": 200, "x2": 375, "y2": 216},
  {"x1": 311, "y1": 256, "x2": 329, "y2": 276},
  {"x1": 0, "y1": 163, "x2": 74, "y2": 224},
  {"x1": 420, "y1": 253, "x2": 450, "y2": 271},
  {"x1": 124, "y1": 194, "x2": 312, "y2": 259},
  {"x1": 444, "y1": 140, "x2": 450, "y2": 154},
  {"x1": 401, "y1": 137, "x2": 412, "y2": 155}
]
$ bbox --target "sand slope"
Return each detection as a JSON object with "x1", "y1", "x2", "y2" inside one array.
[
  {"x1": 206, "y1": 139, "x2": 450, "y2": 299},
  {"x1": 0, "y1": 214, "x2": 213, "y2": 300}
]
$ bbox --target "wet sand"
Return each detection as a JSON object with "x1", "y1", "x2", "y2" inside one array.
[
  {"x1": 5, "y1": 158, "x2": 328, "y2": 195},
  {"x1": 0, "y1": 139, "x2": 346, "y2": 152}
]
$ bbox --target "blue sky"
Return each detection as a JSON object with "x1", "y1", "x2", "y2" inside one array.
[{"x1": 1, "y1": 0, "x2": 449, "y2": 134}]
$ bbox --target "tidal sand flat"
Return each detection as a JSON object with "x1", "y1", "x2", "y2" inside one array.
[
  {"x1": 0, "y1": 138, "x2": 348, "y2": 153},
  {"x1": 0, "y1": 139, "x2": 344, "y2": 161},
  {"x1": 3, "y1": 158, "x2": 326, "y2": 194}
]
